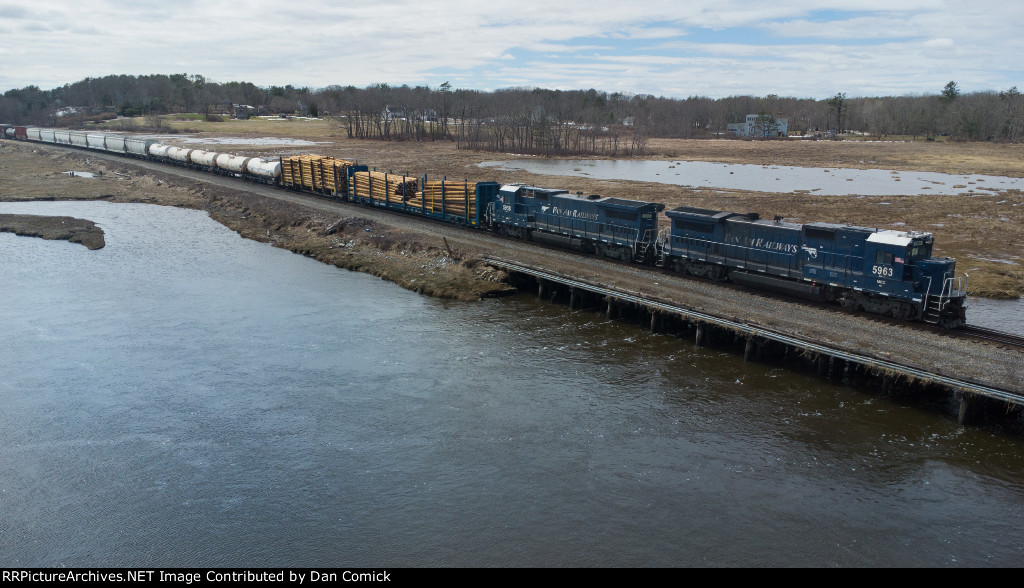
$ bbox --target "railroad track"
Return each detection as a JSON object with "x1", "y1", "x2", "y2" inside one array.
[{"x1": 958, "y1": 325, "x2": 1024, "y2": 349}]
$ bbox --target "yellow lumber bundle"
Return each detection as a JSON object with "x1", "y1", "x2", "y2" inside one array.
[
  {"x1": 281, "y1": 155, "x2": 355, "y2": 194},
  {"x1": 350, "y1": 170, "x2": 419, "y2": 204},
  {"x1": 406, "y1": 180, "x2": 476, "y2": 215}
]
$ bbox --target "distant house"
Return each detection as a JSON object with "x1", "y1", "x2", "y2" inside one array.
[
  {"x1": 728, "y1": 114, "x2": 789, "y2": 138},
  {"x1": 234, "y1": 105, "x2": 253, "y2": 120},
  {"x1": 383, "y1": 106, "x2": 406, "y2": 121}
]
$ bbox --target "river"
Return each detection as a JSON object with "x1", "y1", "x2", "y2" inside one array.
[{"x1": 1, "y1": 201, "x2": 1022, "y2": 567}]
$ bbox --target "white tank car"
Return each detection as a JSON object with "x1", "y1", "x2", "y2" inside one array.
[
  {"x1": 166, "y1": 146, "x2": 193, "y2": 163},
  {"x1": 246, "y1": 157, "x2": 282, "y2": 181},
  {"x1": 148, "y1": 143, "x2": 173, "y2": 158},
  {"x1": 214, "y1": 153, "x2": 252, "y2": 173},
  {"x1": 189, "y1": 149, "x2": 219, "y2": 167}
]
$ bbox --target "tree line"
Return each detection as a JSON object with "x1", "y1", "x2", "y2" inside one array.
[{"x1": 2, "y1": 74, "x2": 1022, "y2": 155}]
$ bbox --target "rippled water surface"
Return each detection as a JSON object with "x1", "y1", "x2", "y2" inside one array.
[
  {"x1": 2, "y1": 201, "x2": 1023, "y2": 567},
  {"x1": 967, "y1": 297, "x2": 1024, "y2": 335}
]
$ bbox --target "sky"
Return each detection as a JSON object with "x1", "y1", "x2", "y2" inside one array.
[{"x1": 1, "y1": 0, "x2": 1021, "y2": 99}]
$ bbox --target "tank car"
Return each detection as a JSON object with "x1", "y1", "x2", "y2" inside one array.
[{"x1": 245, "y1": 157, "x2": 283, "y2": 183}]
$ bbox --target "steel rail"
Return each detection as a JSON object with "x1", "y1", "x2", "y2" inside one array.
[{"x1": 959, "y1": 325, "x2": 1024, "y2": 350}]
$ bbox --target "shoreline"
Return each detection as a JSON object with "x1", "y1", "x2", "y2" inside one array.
[
  {"x1": 0, "y1": 141, "x2": 512, "y2": 300},
  {"x1": 0, "y1": 213, "x2": 105, "y2": 250}
]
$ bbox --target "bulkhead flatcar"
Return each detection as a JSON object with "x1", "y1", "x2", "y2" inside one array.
[
  {"x1": 663, "y1": 206, "x2": 967, "y2": 327},
  {"x1": 487, "y1": 184, "x2": 663, "y2": 263}
]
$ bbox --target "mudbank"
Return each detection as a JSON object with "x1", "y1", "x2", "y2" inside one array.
[{"x1": 0, "y1": 213, "x2": 105, "y2": 249}]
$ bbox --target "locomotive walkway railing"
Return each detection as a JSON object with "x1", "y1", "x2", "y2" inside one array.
[{"x1": 483, "y1": 256, "x2": 1023, "y2": 407}]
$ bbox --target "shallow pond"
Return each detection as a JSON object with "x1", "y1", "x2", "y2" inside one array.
[
  {"x1": 179, "y1": 136, "x2": 328, "y2": 146},
  {"x1": 479, "y1": 159, "x2": 1024, "y2": 196}
]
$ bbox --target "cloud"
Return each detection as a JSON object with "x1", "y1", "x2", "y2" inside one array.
[{"x1": 0, "y1": 1, "x2": 1020, "y2": 99}]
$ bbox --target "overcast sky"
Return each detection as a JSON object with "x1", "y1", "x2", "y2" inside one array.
[{"x1": 1, "y1": 1, "x2": 1021, "y2": 99}]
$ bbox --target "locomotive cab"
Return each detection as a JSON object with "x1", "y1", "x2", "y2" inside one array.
[
  {"x1": 864, "y1": 231, "x2": 913, "y2": 285},
  {"x1": 864, "y1": 230, "x2": 967, "y2": 326},
  {"x1": 866, "y1": 230, "x2": 944, "y2": 291}
]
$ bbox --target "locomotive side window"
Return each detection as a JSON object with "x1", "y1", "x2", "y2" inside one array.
[{"x1": 875, "y1": 251, "x2": 893, "y2": 265}]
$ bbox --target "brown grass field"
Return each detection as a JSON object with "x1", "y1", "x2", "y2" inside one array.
[{"x1": 18, "y1": 115, "x2": 1024, "y2": 298}]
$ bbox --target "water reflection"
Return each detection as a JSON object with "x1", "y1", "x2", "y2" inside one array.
[{"x1": 966, "y1": 297, "x2": 1024, "y2": 334}]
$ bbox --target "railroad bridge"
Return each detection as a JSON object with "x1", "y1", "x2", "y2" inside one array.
[{"x1": 485, "y1": 256, "x2": 1024, "y2": 428}]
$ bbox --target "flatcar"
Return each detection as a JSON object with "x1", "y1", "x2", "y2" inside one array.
[{"x1": 3, "y1": 124, "x2": 969, "y2": 326}]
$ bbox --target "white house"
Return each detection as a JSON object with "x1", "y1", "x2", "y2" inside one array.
[{"x1": 728, "y1": 114, "x2": 789, "y2": 137}]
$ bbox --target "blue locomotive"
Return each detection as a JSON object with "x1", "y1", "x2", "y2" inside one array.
[
  {"x1": 663, "y1": 206, "x2": 968, "y2": 327},
  {"x1": 486, "y1": 184, "x2": 663, "y2": 263}
]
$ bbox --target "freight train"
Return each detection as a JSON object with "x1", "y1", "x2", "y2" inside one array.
[{"x1": 2, "y1": 124, "x2": 969, "y2": 327}]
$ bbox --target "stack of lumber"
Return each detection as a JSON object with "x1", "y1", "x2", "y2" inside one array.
[
  {"x1": 281, "y1": 155, "x2": 355, "y2": 194},
  {"x1": 406, "y1": 180, "x2": 476, "y2": 217},
  {"x1": 350, "y1": 170, "x2": 419, "y2": 204}
]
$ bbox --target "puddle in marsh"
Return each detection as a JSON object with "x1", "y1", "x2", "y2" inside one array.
[
  {"x1": 178, "y1": 136, "x2": 329, "y2": 146},
  {"x1": 479, "y1": 159, "x2": 1024, "y2": 196}
]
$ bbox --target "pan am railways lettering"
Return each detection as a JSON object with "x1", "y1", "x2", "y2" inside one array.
[
  {"x1": 739, "y1": 236, "x2": 800, "y2": 254},
  {"x1": 546, "y1": 206, "x2": 601, "y2": 222}
]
